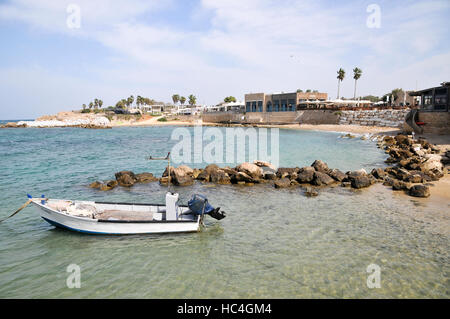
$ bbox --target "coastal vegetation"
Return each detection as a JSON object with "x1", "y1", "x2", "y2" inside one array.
[
  {"x1": 353, "y1": 67, "x2": 362, "y2": 99},
  {"x1": 337, "y1": 68, "x2": 345, "y2": 99},
  {"x1": 224, "y1": 96, "x2": 237, "y2": 103}
]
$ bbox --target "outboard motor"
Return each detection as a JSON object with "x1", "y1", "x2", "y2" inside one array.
[{"x1": 188, "y1": 194, "x2": 226, "y2": 220}]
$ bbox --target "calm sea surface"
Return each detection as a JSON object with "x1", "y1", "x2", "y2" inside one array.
[{"x1": 0, "y1": 126, "x2": 448, "y2": 298}]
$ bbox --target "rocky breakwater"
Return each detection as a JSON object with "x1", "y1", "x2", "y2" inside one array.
[
  {"x1": 377, "y1": 134, "x2": 448, "y2": 197},
  {"x1": 89, "y1": 136, "x2": 448, "y2": 199},
  {"x1": 90, "y1": 171, "x2": 159, "y2": 191}
]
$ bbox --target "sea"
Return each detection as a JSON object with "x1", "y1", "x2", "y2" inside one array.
[{"x1": 0, "y1": 125, "x2": 448, "y2": 298}]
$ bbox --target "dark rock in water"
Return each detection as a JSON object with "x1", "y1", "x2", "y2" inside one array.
[
  {"x1": 196, "y1": 169, "x2": 210, "y2": 182},
  {"x1": 210, "y1": 169, "x2": 231, "y2": 184},
  {"x1": 393, "y1": 167, "x2": 411, "y2": 181},
  {"x1": 383, "y1": 136, "x2": 396, "y2": 145},
  {"x1": 106, "y1": 180, "x2": 118, "y2": 188},
  {"x1": 350, "y1": 175, "x2": 371, "y2": 189},
  {"x1": 135, "y1": 173, "x2": 158, "y2": 183},
  {"x1": 312, "y1": 171, "x2": 334, "y2": 186},
  {"x1": 100, "y1": 184, "x2": 112, "y2": 191},
  {"x1": 395, "y1": 134, "x2": 411, "y2": 146},
  {"x1": 345, "y1": 169, "x2": 368, "y2": 182},
  {"x1": 274, "y1": 178, "x2": 291, "y2": 188},
  {"x1": 404, "y1": 173, "x2": 423, "y2": 184},
  {"x1": 205, "y1": 164, "x2": 220, "y2": 173},
  {"x1": 263, "y1": 171, "x2": 277, "y2": 180},
  {"x1": 304, "y1": 186, "x2": 319, "y2": 197},
  {"x1": 115, "y1": 171, "x2": 136, "y2": 187},
  {"x1": 232, "y1": 171, "x2": 258, "y2": 184},
  {"x1": 276, "y1": 167, "x2": 300, "y2": 179},
  {"x1": 159, "y1": 176, "x2": 169, "y2": 186},
  {"x1": 89, "y1": 181, "x2": 102, "y2": 189},
  {"x1": 311, "y1": 160, "x2": 330, "y2": 173},
  {"x1": 408, "y1": 185, "x2": 430, "y2": 197},
  {"x1": 296, "y1": 167, "x2": 315, "y2": 183},
  {"x1": 329, "y1": 168, "x2": 346, "y2": 182},
  {"x1": 192, "y1": 168, "x2": 202, "y2": 179},
  {"x1": 371, "y1": 168, "x2": 386, "y2": 179},
  {"x1": 392, "y1": 179, "x2": 409, "y2": 191}
]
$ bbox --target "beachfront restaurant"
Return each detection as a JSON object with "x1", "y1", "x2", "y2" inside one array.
[
  {"x1": 410, "y1": 82, "x2": 449, "y2": 112},
  {"x1": 244, "y1": 91, "x2": 328, "y2": 112}
]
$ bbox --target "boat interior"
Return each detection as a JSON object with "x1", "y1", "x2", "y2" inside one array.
[{"x1": 43, "y1": 199, "x2": 196, "y2": 222}]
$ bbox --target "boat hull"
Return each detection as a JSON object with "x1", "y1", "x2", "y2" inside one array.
[{"x1": 32, "y1": 201, "x2": 201, "y2": 235}]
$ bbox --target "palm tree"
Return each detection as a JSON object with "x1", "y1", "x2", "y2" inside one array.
[
  {"x1": 188, "y1": 94, "x2": 196, "y2": 106},
  {"x1": 82, "y1": 104, "x2": 86, "y2": 110},
  {"x1": 337, "y1": 68, "x2": 345, "y2": 99},
  {"x1": 98, "y1": 99, "x2": 103, "y2": 109},
  {"x1": 172, "y1": 94, "x2": 180, "y2": 105},
  {"x1": 353, "y1": 67, "x2": 362, "y2": 99},
  {"x1": 136, "y1": 95, "x2": 141, "y2": 108},
  {"x1": 180, "y1": 96, "x2": 186, "y2": 106},
  {"x1": 127, "y1": 95, "x2": 134, "y2": 108},
  {"x1": 94, "y1": 98, "x2": 99, "y2": 109},
  {"x1": 89, "y1": 102, "x2": 93, "y2": 109}
]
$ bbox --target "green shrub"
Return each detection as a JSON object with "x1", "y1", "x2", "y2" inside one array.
[
  {"x1": 81, "y1": 109, "x2": 91, "y2": 113},
  {"x1": 157, "y1": 117, "x2": 168, "y2": 122}
]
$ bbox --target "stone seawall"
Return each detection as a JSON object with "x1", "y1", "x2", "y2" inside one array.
[
  {"x1": 203, "y1": 109, "x2": 408, "y2": 127},
  {"x1": 418, "y1": 112, "x2": 450, "y2": 134},
  {"x1": 338, "y1": 109, "x2": 410, "y2": 127}
]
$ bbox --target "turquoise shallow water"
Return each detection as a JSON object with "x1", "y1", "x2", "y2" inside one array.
[{"x1": 0, "y1": 126, "x2": 448, "y2": 298}]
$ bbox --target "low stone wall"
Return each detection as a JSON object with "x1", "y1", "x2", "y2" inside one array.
[
  {"x1": 202, "y1": 110, "x2": 340, "y2": 125},
  {"x1": 418, "y1": 111, "x2": 450, "y2": 134},
  {"x1": 338, "y1": 109, "x2": 410, "y2": 127}
]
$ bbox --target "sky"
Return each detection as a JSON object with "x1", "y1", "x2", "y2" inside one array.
[{"x1": 0, "y1": 0, "x2": 449, "y2": 119}]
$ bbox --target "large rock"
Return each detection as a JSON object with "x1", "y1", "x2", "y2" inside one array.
[
  {"x1": 274, "y1": 178, "x2": 291, "y2": 188},
  {"x1": 106, "y1": 180, "x2": 118, "y2": 188},
  {"x1": 311, "y1": 160, "x2": 330, "y2": 173},
  {"x1": 420, "y1": 155, "x2": 443, "y2": 172},
  {"x1": 350, "y1": 175, "x2": 371, "y2": 189},
  {"x1": 194, "y1": 164, "x2": 219, "y2": 182},
  {"x1": 89, "y1": 181, "x2": 102, "y2": 189},
  {"x1": 276, "y1": 167, "x2": 300, "y2": 179},
  {"x1": 296, "y1": 167, "x2": 315, "y2": 183},
  {"x1": 312, "y1": 171, "x2": 335, "y2": 186},
  {"x1": 135, "y1": 172, "x2": 158, "y2": 183},
  {"x1": 392, "y1": 179, "x2": 409, "y2": 191},
  {"x1": 236, "y1": 162, "x2": 263, "y2": 179},
  {"x1": 115, "y1": 171, "x2": 136, "y2": 187},
  {"x1": 408, "y1": 185, "x2": 430, "y2": 198},
  {"x1": 231, "y1": 172, "x2": 257, "y2": 183},
  {"x1": 210, "y1": 169, "x2": 231, "y2": 184},
  {"x1": 171, "y1": 166, "x2": 194, "y2": 186},
  {"x1": 329, "y1": 168, "x2": 346, "y2": 182},
  {"x1": 394, "y1": 134, "x2": 411, "y2": 146},
  {"x1": 371, "y1": 168, "x2": 386, "y2": 179},
  {"x1": 253, "y1": 160, "x2": 276, "y2": 171}
]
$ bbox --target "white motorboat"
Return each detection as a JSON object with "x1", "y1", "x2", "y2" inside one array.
[{"x1": 28, "y1": 192, "x2": 225, "y2": 235}]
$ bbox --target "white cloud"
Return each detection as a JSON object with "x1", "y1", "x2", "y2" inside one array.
[{"x1": 0, "y1": 0, "x2": 449, "y2": 117}]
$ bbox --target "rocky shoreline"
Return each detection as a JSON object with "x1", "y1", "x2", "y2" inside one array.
[
  {"x1": 0, "y1": 112, "x2": 112, "y2": 129},
  {"x1": 89, "y1": 134, "x2": 449, "y2": 198}
]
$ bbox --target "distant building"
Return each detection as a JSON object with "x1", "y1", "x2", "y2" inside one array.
[
  {"x1": 409, "y1": 82, "x2": 449, "y2": 111},
  {"x1": 244, "y1": 91, "x2": 328, "y2": 112}
]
